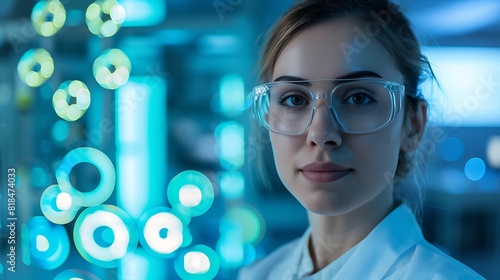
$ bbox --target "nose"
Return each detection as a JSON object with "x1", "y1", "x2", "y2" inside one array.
[{"x1": 306, "y1": 102, "x2": 343, "y2": 149}]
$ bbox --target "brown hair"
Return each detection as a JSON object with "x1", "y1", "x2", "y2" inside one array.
[{"x1": 251, "y1": 0, "x2": 435, "y2": 203}]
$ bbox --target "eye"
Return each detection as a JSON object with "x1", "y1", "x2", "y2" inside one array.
[
  {"x1": 283, "y1": 95, "x2": 308, "y2": 106},
  {"x1": 345, "y1": 92, "x2": 375, "y2": 105}
]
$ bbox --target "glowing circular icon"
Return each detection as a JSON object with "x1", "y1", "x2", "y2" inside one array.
[
  {"x1": 40, "y1": 184, "x2": 80, "y2": 224},
  {"x1": 22, "y1": 216, "x2": 70, "y2": 270},
  {"x1": 55, "y1": 147, "x2": 115, "y2": 207},
  {"x1": 167, "y1": 170, "x2": 214, "y2": 217},
  {"x1": 174, "y1": 245, "x2": 220, "y2": 280},
  {"x1": 52, "y1": 80, "x2": 91, "y2": 121},
  {"x1": 93, "y1": 48, "x2": 131, "y2": 90},
  {"x1": 221, "y1": 205, "x2": 266, "y2": 245},
  {"x1": 31, "y1": 0, "x2": 66, "y2": 37},
  {"x1": 86, "y1": 0, "x2": 126, "y2": 38},
  {"x1": 464, "y1": 157, "x2": 486, "y2": 182},
  {"x1": 138, "y1": 207, "x2": 185, "y2": 258},
  {"x1": 54, "y1": 269, "x2": 100, "y2": 280},
  {"x1": 17, "y1": 48, "x2": 54, "y2": 88},
  {"x1": 73, "y1": 204, "x2": 138, "y2": 268}
]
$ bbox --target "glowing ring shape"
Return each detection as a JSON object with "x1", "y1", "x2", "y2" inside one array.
[
  {"x1": 40, "y1": 184, "x2": 80, "y2": 224},
  {"x1": 54, "y1": 269, "x2": 100, "y2": 280},
  {"x1": 138, "y1": 207, "x2": 185, "y2": 258},
  {"x1": 174, "y1": 245, "x2": 220, "y2": 280},
  {"x1": 17, "y1": 48, "x2": 54, "y2": 88},
  {"x1": 167, "y1": 170, "x2": 214, "y2": 217},
  {"x1": 31, "y1": 0, "x2": 66, "y2": 37},
  {"x1": 55, "y1": 147, "x2": 115, "y2": 207},
  {"x1": 52, "y1": 80, "x2": 91, "y2": 121},
  {"x1": 73, "y1": 205, "x2": 137, "y2": 268},
  {"x1": 93, "y1": 48, "x2": 131, "y2": 90},
  {"x1": 86, "y1": 0, "x2": 126, "y2": 38},
  {"x1": 23, "y1": 216, "x2": 70, "y2": 270}
]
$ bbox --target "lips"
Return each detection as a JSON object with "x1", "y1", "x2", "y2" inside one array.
[{"x1": 300, "y1": 162, "x2": 352, "y2": 183}]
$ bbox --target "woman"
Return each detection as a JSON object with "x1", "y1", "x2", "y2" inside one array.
[{"x1": 239, "y1": 0, "x2": 485, "y2": 279}]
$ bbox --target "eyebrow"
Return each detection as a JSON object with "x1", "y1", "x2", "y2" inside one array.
[{"x1": 273, "y1": 71, "x2": 383, "y2": 84}]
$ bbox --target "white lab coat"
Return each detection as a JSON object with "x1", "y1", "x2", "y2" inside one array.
[{"x1": 238, "y1": 204, "x2": 485, "y2": 279}]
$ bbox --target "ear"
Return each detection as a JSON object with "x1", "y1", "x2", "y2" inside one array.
[{"x1": 401, "y1": 100, "x2": 427, "y2": 152}]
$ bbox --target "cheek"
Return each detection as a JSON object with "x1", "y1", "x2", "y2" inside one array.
[
  {"x1": 269, "y1": 134, "x2": 300, "y2": 181},
  {"x1": 350, "y1": 127, "x2": 402, "y2": 178},
  {"x1": 270, "y1": 134, "x2": 290, "y2": 166}
]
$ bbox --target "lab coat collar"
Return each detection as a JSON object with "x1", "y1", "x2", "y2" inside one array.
[{"x1": 292, "y1": 203, "x2": 424, "y2": 278}]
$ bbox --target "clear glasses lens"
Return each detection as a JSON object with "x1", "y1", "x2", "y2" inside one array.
[{"x1": 254, "y1": 80, "x2": 403, "y2": 135}]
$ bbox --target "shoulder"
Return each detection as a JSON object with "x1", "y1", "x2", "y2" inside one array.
[
  {"x1": 386, "y1": 240, "x2": 486, "y2": 279},
  {"x1": 238, "y1": 237, "x2": 302, "y2": 280},
  {"x1": 378, "y1": 204, "x2": 485, "y2": 279}
]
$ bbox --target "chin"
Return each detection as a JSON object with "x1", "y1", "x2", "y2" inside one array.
[{"x1": 299, "y1": 192, "x2": 360, "y2": 216}]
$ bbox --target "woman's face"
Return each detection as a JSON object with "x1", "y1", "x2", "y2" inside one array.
[{"x1": 270, "y1": 18, "x2": 412, "y2": 216}]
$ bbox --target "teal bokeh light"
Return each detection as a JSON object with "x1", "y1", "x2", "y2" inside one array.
[
  {"x1": 30, "y1": 166, "x2": 49, "y2": 188},
  {"x1": 137, "y1": 207, "x2": 186, "y2": 258},
  {"x1": 121, "y1": 0, "x2": 166, "y2": 27},
  {"x1": 56, "y1": 147, "x2": 115, "y2": 207},
  {"x1": 93, "y1": 48, "x2": 131, "y2": 90},
  {"x1": 174, "y1": 245, "x2": 220, "y2": 280},
  {"x1": 54, "y1": 269, "x2": 100, "y2": 280},
  {"x1": 219, "y1": 74, "x2": 245, "y2": 117},
  {"x1": 52, "y1": 80, "x2": 91, "y2": 121},
  {"x1": 86, "y1": 0, "x2": 126, "y2": 38},
  {"x1": 73, "y1": 204, "x2": 137, "y2": 268},
  {"x1": 220, "y1": 205, "x2": 265, "y2": 245},
  {"x1": 31, "y1": 0, "x2": 66, "y2": 37},
  {"x1": 219, "y1": 171, "x2": 245, "y2": 200},
  {"x1": 51, "y1": 120, "x2": 70, "y2": 143},
  {"x1": 40, "y1": 184, "x2": 80, "y2": 224},
  {"x1": 17, "y1": 48, "x2": 54, "y2": 88},
  {"x1": 22, "y1": 216, "x2": 70, "y2": 270},
  {"x1": 215, "y1": 122, "x2": 245, "y2": 170},
  {"x1": 167, "y1": 170, "x2": 214, "y2": 217}
]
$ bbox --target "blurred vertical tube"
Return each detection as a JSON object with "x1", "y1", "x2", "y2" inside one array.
[{"x1": 116, "y1": 76, "x2": 167, "y2": 278}]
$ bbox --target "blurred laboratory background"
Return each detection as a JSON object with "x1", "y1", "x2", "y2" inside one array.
[{"x1": 0, "y1": 0, "x2": 499, "y2": 279}]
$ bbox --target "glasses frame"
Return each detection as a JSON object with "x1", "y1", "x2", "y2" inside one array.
[{"x1": 251, "y1": 78, "x2": 407, "y2": 135}]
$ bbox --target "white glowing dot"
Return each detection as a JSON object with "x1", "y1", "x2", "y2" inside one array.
[
  {"x1": 56, "y1": 192, "x2": 72, "y2": 211},
  {"x1": 179, "y1": 184, "x2": 202, "y2": 207},
  {"x1": 184, "y1": 251, "x2": 210, "y2": 274},
  {"x1": 487, "y1": 136, "x2": 500, "y2": 168},
  {"x1": 110, "y1": 4, "x2": 126, "y2": 23},
  {"x1": 143, "y1": 212, "x2": 183, "y2": 254},
  {"x1": 36, "y1": 235, "x2": 50, "y2": 252},
  {"x1": 101, "y1": 20, "x2": 118, "y2": 37}
]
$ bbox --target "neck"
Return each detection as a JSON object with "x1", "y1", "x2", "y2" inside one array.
[{"x1": 306, "y1": 187, "x2": 395, "y2": 273}]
